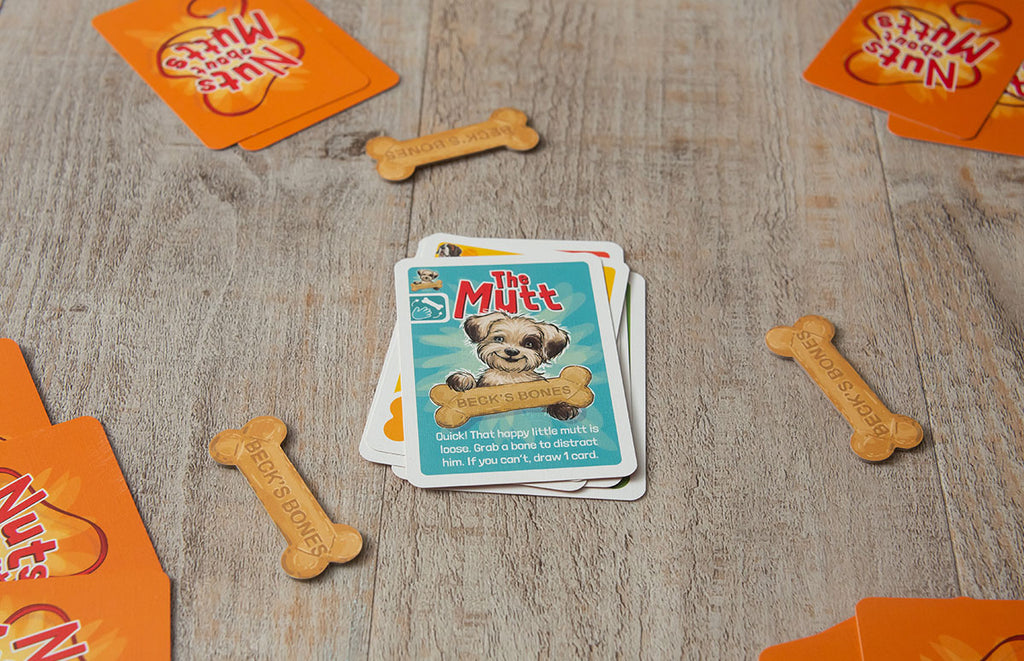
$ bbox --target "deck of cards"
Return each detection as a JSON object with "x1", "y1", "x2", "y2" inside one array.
[
  {"x1": 804, "y1": 0, "x2": 1024, "y2": 157},
  {"x1": 0, "y1": 340, "x2": 170, "y2": 659},
  {"x1": 92, "y1": 0, "x2": 398, "y2": 150},
  {"x1": 761, "y1": 597, "x2": 1024, "y2": 659},
  {"x1": 359, "y1": 235, "x2": 647, "y2": 501}
]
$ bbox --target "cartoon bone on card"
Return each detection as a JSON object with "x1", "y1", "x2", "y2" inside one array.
[{"x1": 433, "y1": 311, "x2": 594, "y2": 426}]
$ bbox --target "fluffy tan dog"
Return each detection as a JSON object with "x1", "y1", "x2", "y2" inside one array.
[{"x1": 445, "y1": 311, "x2": 579, "y2": 420}]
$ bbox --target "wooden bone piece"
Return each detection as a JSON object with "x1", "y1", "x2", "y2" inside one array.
[
  {"x1": 365, "y1": 107, "x2": 540, "y2": 181},
  {"x1": 209, "y1": 416, "x2": 362, "y2": 579},
  {"x1": 765, "y1": 315, "x2": 924, "y2": 461},
  {"x1": 429, "y1": 365, "x2": 594, "y2": 428}
]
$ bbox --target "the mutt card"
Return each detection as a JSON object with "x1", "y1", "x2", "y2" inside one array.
[
  {"x1": 856, "y1": 597, "x2": 1024, "y2": 659},
  {"x1": 760, "y1": 598, "x2": 1024, "y2": 660},
  {"x1": 0, "y1": 339, "x2": 50, "y2": 440},
  {"x1": 93, "y1": 0, "x2": 397, "y2": 149},
  {"x1": 804, "y1": 0, "x2": 1024, "y2": 138},
  {"x1": 394, "y1": 255, "x2": 635, "y2": 488}
]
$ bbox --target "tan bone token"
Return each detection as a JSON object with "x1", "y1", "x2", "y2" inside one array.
[
  {"x1": 429, "y1": 365, "x2": 594, "y2": 428},
  {"x1": 209, "y1": 416, "x2": 362, "y2": 579},
  {"x1": 365, "y1": 107, "x2": 540, "y2": 181},
  {"x1": 765, "y1": 315, "x2": 924, "y2": 461}
]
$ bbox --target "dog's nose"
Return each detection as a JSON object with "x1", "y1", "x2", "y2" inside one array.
[{"x1": 504, "y1": 348, "x2": 520, "y2": 357}]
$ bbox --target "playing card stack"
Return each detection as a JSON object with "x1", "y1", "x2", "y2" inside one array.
[
  {"x1": 359, "y1": 235, "x2": 647, "y2": 500},
  {"x1": 0, "y1": 340, "x2": 170, "y2": 659},
  {"x1": 761, "y1": 597, "x2": 1024, "y2": 660},
  {"x1": 92, "y1": 0, "x2": 398, "y2": 150},
  {"x1": 804, "y1": 0, "x2": 1024, "y2": 157}
]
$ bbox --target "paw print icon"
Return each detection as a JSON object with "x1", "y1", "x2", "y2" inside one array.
[{"x1": 410, "y1": 294, "x2": 449, "y2": 323}]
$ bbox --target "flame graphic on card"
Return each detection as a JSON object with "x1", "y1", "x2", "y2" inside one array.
[
  {"x1": 844, "y1": 2, "x2": 1011, "y2": 99},
  {"x1": 0, "y1": 469, "x2": 108, "y2": 580}
]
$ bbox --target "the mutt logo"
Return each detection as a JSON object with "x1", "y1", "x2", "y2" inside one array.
[
  {"x1": 849, "y1": 4, "x2": 1010, "y2": 92},
  {"x1": 159, "y1": 9, "x2": 303, "y2": 113}
]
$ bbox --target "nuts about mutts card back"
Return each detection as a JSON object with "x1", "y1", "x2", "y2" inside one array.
[{"x1": 393, "y1": 255, "x2": 636, "y2": 488}]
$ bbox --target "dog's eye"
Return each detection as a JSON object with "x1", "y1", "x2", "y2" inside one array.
[
  {"x1": 523, "y1": 339, "x2": 537, "y2": 349},
  {"x1": 493, "y1": 335, "x2": 504, "y2": 343}
]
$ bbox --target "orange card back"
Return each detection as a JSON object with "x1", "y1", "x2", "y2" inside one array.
[
  {"x1": 0, "y1": 417, "x2": 161, "y2": 582},
  {"x1": 0, "y1": 570, "x2": 170, "y2": 660},
  {"x1": 889, "y1": 61, "x2": 1024, "y2": 155},
  {"x1": 238, "y1": 0, "x2": 399, "y2": 150},
  {"x1": 856, "y1": 597, "x2": 1024, "y2": 660},
  {"x1": 93, "y1": 0, "x2": 371, "y2": 148},
  {"x1": 803, "y1": 0, "x2": 1024, "y2": 138},
  {"x1": 760, "y1": 618, "x2": 863, "y2": 661},
  {"x1": 0, "y1": 340, "x2": 49, "y2": 441}
]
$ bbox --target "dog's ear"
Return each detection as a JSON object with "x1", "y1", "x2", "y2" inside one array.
[
  {"x1": 463, "y1": 312, "x2": 507, "y2": 343},
  {"x1": 538, "y1": 323, "x2": 570, "y2": 361}
]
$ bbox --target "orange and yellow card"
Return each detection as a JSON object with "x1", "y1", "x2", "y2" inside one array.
[
  {"x1": 93, "y1": 0, "x2": 398, "y2": 149},
  {"x1": 0, "y1": 339, "x2": 170, "y2": 659},
  {"x1": 0, "y1": 571, "x2": 170, "y2": 660},
  {"x1": 888, "y1": 62, "x2": 1024, "y2": 156},
  {"x1": 804, "y1": 0, "x2": 1024, "y2": 155},
  {"x1": 761, "y1": 598, "x2": 1024, "y2": 660}
]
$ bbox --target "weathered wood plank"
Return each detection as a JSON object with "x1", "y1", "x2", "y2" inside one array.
[{"x1": 876, "y1": 121, "x2": 1024, "y2": 598}]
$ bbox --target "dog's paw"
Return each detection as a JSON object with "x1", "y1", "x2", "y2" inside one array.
[
  {"x1": 446, "y1": 372, "x2": 477, "y2": 392},
  {"x1": 546, "y1": 403, "x2": 579, "y2": 421}
]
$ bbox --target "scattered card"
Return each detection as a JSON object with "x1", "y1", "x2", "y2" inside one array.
[
  {"x1": 0, "y1": 339, "x2": 50, "y2": 440},
  {"x1": 763, "y1": 598, "x2": 1024, "y2": 660},
  {"x1": 804, "y1": 0, "x2": 1024, "y2": 139},
  {"x1": 393, "y1": 254, "x2": 636, "y2": 488},
  {"x1": 1, "y1": 417, "x2": 162, "y2": 581},
  {"x1": 93, "y1": 0, "x2": 397, "y2": 149},
  {"x1": 238, "y1": 0, "x2": 399, "y2": 150},
  {"x1": 856, "y1": 597, "x2": 1024, "y2": 660},
  {"x1": 888, "y1": 61, "x2": 1024, "y2": 155},
  {"x1": 0, "y1": 570, "x2": 171, "y2": 660}
]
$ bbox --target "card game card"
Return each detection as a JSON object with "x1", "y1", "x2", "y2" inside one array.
[
  {"x1": 856, "y1": 597, "x2": 1024, "y2": 660},
  {"x1": 0, "y1": 570, "x2": 170, "y2": 660},
  {"x1": 0, "y1": 417, "x2": 162, "y2": 582},
  {"x1": 804, "y1": 0, "x2": 1024, "y2": 138},
  {"x1": 889, "y1": 61, "x2": 1024, "y2": 155},
  {"x1": 237, "y1": 0, "x2": 398, "y2": 150},
  {"x1": 0, "y1": 339, "x2": 50, "y2": 441},
  {"x1": 759, "y1": 617, "x2": 862, "y2": 660},
  {"x1": 393, "y1": 255, "x2": 636, "y2": 488},
  {"x1": 93, "y1": 0, "x2": 391, "y2": 148}
]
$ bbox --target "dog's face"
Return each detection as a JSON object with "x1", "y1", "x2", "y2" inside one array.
[
  {"x1": 463, "y1": 312, "x2": 569, "y2": 373},
  {"x1": 436, "y1": 243, "x2": 462, "y2": 257},
  {"x1": 416, "y1": 269, "x2": 439, "y2": 282}
]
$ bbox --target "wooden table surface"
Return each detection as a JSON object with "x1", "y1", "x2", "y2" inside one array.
[{"x1": 2, "y1": 0, "x2": 1023, "y2": 658}]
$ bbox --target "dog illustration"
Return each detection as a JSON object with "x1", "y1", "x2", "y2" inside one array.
[
  {"x1": 413, "y1": 269, "x2": 440, "y2": 285},
  {"x1": 435, "y1": 243, "x2": 463, "y2": 257},
  {"x1": 445, "y1": 311, "x2": 579, "y2": 420}
]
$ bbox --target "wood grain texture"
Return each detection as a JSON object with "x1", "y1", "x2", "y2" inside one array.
[{"x1": 0, "y1": 0, "x2": 1020, "y2": 658}]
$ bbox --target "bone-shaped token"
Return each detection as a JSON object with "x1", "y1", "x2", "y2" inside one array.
[
  {"x1": 765, "y1": 315, "x2": 924, "y2": 461},
  {"x1": 209, "y1": 416, "x2": 362, "y2": 579},
  {"x1": 365, "y1": 107, "x2": 539, "y2": 181},
  {"x1": 429, "y1": 365, "x2": 594, "y2": 428}
]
